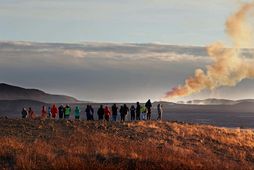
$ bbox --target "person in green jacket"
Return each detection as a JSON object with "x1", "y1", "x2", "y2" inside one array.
[
  {"x1": 74, "y1": 106, "x2": 81, "y2": 120},
  {"x1": 141, "y1": 105, "x2": 147, "y2": 120},
  {"x1": 64, "y1": 105, "x2": 71, "y2": 119}
]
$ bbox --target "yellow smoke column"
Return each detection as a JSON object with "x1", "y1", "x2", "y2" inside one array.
[{"x1": 163, "y1": 1, "x2": 254, "y2": 100}]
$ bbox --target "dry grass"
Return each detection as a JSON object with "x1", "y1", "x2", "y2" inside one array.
[{"x1": 0, "y1": 117, "x2": 254, "y2": 170}]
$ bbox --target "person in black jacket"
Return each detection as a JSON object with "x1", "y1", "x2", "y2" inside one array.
[
  {"x1": 21, "y1": 108, "x2": 28, "y2": 118},
  {"x1": 136, "y1": 102, "x2": 141, "y2": 120},
  {"x1": 58, "y1": 105, "x2": 64, "y2": 119},
  {"x1": 111, "y1": 104, "x2": 118, "y2": 121},
  {"x1": 145, "y1": 99, "x2": 152, "y2": 120},
  {"x1": 120, "y1": 106, "x2": 124, "y2": 121},
  {"x1": 97, "y1": 105, "x2": 104, "y2": 120},
  {"x1": 130, "y1": 105, "x2": 135, "y2": 121},
  {"x1": 122, "y1": 104, "x2": 129, "y2": 121},
  {"x1": 86, "y1": 105, "x2": 94, "y2": 120}
]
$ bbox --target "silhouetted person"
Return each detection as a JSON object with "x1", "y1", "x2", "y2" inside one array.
[
  {"x1": 21, "y1": 108, "x2": 28, "y2": 118},
  {"x1": 122, "y1": 104, "x2": 129, "y2": 121},
  {"x1": 51, "y1": 104, "x2": 58, "y2": 119},
  {"x1": 90, "y1": 105, "x2": 94, "y2": 120},
  {"x1": 58, "y1": 105, "x2": 64, "y2": 119},
  {"x1": 74, "y1": 106, "x2": 81, "y2": 120},
  {"x1": 145, "y1": 99, "x2": 152, "y2": 120},
  {"x1": 104, "y1": 106, "x2": 111, "y2": 121},
  {"x1": 130, "y1": 105, "x2": 135, "y2": 121},
  {"x1": 120, "y1": 106, "x2": 124, "y2": 121},
  {"x1": 97, "y1": 105, "x2": 104, "y2": 120},
  {"x1": 41, "y1": 106, "x2": 47, "y2": 119},
  {"x1": 157, "y1": 104, "x2": 163, "y2": 120},
  {"x1": 112, "y1": 104, "x2": 118, "y2": 121},
  {"x1": 136, "y1": 102, "x2": 141, "y2": 120},
  {"x1": 64, "y1": 105, "x2": 71, "y2": 119},
  {"x1": 48, "y1": 106, "x2": 51, "y2": 118},
  {"x1": 28, "y1": 107, "x2": 36, "y2": 119},
  {"x1": 86, "y1": 105, "x2": 94, "y2": 120}
]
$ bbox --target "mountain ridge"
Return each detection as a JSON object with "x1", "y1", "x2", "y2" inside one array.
[{"x1": 0, "y1": 83, "x2": 80, "y2": 103}]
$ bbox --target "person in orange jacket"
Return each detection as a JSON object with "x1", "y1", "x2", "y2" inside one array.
[
  {"x1": 104, "y1": 106, "x2": 111, "y2": 121},
  {"x1": 41, "y1": 106, "x2": 47, "y2": 119},
  {"x1": 51, "y1": 104, "x2": 58, "y2": 119}
]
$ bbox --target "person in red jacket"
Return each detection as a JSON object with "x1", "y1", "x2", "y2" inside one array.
[
  {"x1": 41, "y1": 106, "x2": 47, "y2": 119},
  {"x1": 104, "y1": 106, "x2": 111, "y2": 121},
  {"x1": 28, "y1": 107, "x2": 36, "y2": 119},
  {"x1": 51, "y1": 104, "x2": 58, "y2": 119}
]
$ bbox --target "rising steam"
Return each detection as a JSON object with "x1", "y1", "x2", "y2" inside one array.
[{"x1": 163, "y1": 1, "x2": 254, "y2": 100}]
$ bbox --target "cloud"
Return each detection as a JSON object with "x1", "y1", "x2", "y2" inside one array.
[
  {"x1": 3, "y1": 41, "x2": 32, "y2": 46},
  {"x1": 63, "y1": 50, "x2": 88, "y2": 58},
  {"x1": 0, "y1": 41, "x2": 254, "y2": 102}
]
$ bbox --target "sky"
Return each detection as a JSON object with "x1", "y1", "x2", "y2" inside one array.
[
  {"x1": 0, "y1": 0, "x2": 238, "y2": 45},
  {"x1": 0, "y1": 0, "x2": 254, "y2": 102}
]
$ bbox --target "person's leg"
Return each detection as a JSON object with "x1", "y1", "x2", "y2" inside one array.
[{"x1": 137, "y1": 113, "x2": 140, "y2": 120}]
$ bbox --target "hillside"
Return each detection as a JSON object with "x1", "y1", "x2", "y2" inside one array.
[
  {"x1": 0, "y1": 118, "x2": 254, "y2": 170},
  {"x1": 0, "y1": 83, "x2": 79, "y2": 103}
]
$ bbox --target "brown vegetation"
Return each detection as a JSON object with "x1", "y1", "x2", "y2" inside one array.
[{"x1": 0, "y1": 117, "x2": 254, "y2": 170}]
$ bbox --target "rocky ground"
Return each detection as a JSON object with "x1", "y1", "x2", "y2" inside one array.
[{"x1": 0, "y1": 117, "x2": 254, "y2": 170}]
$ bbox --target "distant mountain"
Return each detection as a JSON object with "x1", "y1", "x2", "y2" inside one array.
[{"x1": 0, "y1": 83, "x2": 79, "y2": 103}]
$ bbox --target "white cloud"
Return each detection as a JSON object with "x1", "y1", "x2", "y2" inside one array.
[{"x1": 63, "y1": 50, "x2": 88, "y2": 58}]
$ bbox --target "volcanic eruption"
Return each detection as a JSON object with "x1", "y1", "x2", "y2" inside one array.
[{"x1": 163, "y1": 1, "x2": 254, "y2": 100}]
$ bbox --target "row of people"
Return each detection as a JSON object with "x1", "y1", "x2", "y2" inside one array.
[{"x1": 21, "y1": 99, "x2": 163, "y2": 121}]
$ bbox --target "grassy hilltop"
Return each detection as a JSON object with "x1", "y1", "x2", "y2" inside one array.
[{"x1": 0, "y1": 118, "x2": 254, "y2": 170}]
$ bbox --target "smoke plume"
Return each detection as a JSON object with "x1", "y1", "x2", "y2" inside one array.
[{"x1": 163, "y1": 1, "x2": 254, "y2": 100}]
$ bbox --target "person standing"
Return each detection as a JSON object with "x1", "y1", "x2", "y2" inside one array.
[
  {"x1": 157, "y1": 104, "x2": 163, "y2": 120},
  {"x1": 41, "y1": 106, "x2": 47, "y2": 119},
  {"x1": 130, "y1": 105, "x2": 136, "y2": 121},
  {"x1": 120, "y1": 106, "x2": 124, "y2": 121},
  {"x1": 74, "y1": 106, "x2": 81, "y2": 120},
  {"x1": 97, "y1": 105, "x2": 104, "y2": 120},
  {"x1": 64, "y1": 105, "x2": 71, "y2": 119},
  {"x1": 141, "y1": 105, "x2": 146, "y2": 120},
  {"x1": 111, "y1": 104, "x2": 118, "y2": 121},
  {"x1": 28, "y1": 107, "x2": 36, "y2": 119},
  {"x1": 104, "y1": 106, "x2": 111, "y2": 121},
  {"x1": 58, "y1": 105, "x2": 64, "y2": 119},
  {"x1": 21, "y1": 108, "x2": 28, "y2": 118},
  {"x1": 51, "y1": 104, "x2": 58, "y2": 119},
  {"x1": 48, "y1": 106, "x2": 51, "y2": 118},
  {"x1": 122, "y1": 104, "x2": 129, "y2": 121},
  {"x1": 145, "y1": 99, "x2": 152, "y2": 120},
  {"x1": 90, "y1": 105, "x2": 94, "y2": 120},
  {"x1": 86, "y1": 105, "x2": 94, "y2": 121},
  {"x1": 136, "y1": 102, "x2": 141, "y2": 120}
]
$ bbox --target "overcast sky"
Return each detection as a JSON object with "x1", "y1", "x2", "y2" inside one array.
[{"x1": 0, "y1": 0, "x2": 254, "y2": 102}]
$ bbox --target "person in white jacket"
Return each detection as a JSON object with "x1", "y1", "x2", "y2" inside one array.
[{"x1": 157, "y1": 104, "x2": 163, "y2": 120}]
